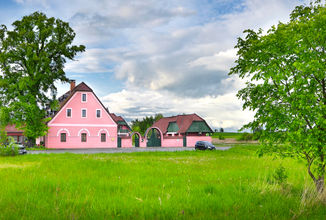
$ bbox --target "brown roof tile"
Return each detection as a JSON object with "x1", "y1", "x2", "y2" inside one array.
[{"x1": 152, "y1": 113, "x2": 212, "y2": 134}]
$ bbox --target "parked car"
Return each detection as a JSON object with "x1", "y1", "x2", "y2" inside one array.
[
  {"x1": 16, "y1": 143, "x2": 27, "y2": 155},
  {"x1": 195, "y1": 141, "x2": 216, "y2": 150}
]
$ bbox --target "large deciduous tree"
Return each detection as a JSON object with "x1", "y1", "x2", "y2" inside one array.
[
  {"x1": 229, "y1": 1, "x2": 326, "y2": 193},
  {"x1": 0, "y1": 12, "x2": 85, "y2": 145}
]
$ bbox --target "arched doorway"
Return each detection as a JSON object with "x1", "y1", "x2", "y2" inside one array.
[
  {"x1": 131, "y1": 132, "x2": 141, "y2": 147},
  {"x1": 146, "y1": 128, "x2": 162, "y2": 147}
]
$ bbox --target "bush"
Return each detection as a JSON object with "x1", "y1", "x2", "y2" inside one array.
[
  {"x1": 267, "y1": 165, "x2": 288, "y2": 185},
  {"x1": 237, "y1": 132, "x2": 253, "y2": 141},
  {"x1": 0, "y1": 137, "x2": 19, "y2": 156},
  {"x1": 218, "y1": 134, "x2": 225, "y2": 140}
]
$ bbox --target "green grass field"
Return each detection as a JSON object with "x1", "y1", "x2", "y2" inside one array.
[
  {"x1": 0, "y1": 145, "x2": 325, "y2": 219},
  {"x1": 212, "y1": 132, "x2": 243, "y2": 139}
]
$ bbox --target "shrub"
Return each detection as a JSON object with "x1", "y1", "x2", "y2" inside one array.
[
  {"x1": 0, "y1": 137, "x2": 19, "y2": 156},
  {"x1": 237, "y1": 132, "x2": 253, "y2": 141},
  {"x1": 267, "y1": 165, "x2": 288, "y2": 185},
  {"x1": 218, "y1": 134, "x2": 225, "y2": 140}
]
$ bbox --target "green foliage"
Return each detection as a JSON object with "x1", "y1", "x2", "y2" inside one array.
[
  {"x1": 131, "y1": 114, "x2": 163, "y2": 135},
  {"x1": 237, "y1": 132, "x2": 253, "y2": 141},
  {"x1": 229, "y1": 1, "x2": 326, "y2": 192},
  {"x1": 0, "y1": 137, "x2": 18, "y2": 156},
  {"x1": 268, "y1": 165, "x2": 289, "y2": 186},
  {"x1": 218, "y1": 133, "x2": 225, "y2": 140},
  {"x1": 0, "y1": 12, "x2": 85, "y2": 140}
]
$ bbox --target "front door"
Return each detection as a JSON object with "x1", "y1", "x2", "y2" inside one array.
[{"x1": 117, "y1": 137, "x2": 121, "y2": 148}]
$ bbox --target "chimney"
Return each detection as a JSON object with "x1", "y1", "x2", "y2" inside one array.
[{"x1": 70, "y1": 80, "x2": 76, "y2": 92}]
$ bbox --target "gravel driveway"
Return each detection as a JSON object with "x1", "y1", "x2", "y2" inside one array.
[{"x1": 27, "y1": 147, "x2": 231, "y2": 154}]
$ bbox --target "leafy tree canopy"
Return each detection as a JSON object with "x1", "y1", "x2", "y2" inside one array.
[
  {"x1": 229, "y1": 1, "x2": 326, "y2": 193},
  {"x1": 131, "y1": 114, "x2": 163, "y2": 136},
  {"x1": 0, "y1": 12, "x2": 85, "y2": 143}
]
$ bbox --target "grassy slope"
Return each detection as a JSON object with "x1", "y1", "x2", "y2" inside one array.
[{"x1": 0, "y1": 145, "x2": 325, "y2": 219}]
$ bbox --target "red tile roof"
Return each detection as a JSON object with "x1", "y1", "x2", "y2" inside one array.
[
  {"x1": 5, "y1": 124, "x2": 23, "y2": 133},
  {"x1": 109, "y1": 113, "x2": 124, "y2": 123},
  {"x1": 109, "y1": 113, "x2": 131, "y2": 130},
  {"x1": 152, "y1": 113, "x2": 212, "y2": 134}
]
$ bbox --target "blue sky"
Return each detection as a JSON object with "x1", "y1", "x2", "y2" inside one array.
[{"x1": 1, "y1": 0, "x2": 307, "y2": 131}]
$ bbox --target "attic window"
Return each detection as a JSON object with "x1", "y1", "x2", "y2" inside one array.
[
  {"x1": 66, "y1": 108, "x2": 72, "y2": 118},
  {"x1": 96, "y1": 109, "x2": 101, "y2": 118},
  {"x1": 82, "y1": 93, "x2": 87, "y2": 102}
]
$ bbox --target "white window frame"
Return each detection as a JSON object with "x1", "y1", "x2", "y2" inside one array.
[
  {"x1": 66, "y1": 108, "x2": 72, "y2": 118},
  {"x1": 96, "y1": 109, "x2": 101, "y2": 118},
  {"x1": 81, "y1": 93, "x2": 87, "y2": 103},
  {"x1": 81, "y1": 108, "x2": 87, "y2": 118}
]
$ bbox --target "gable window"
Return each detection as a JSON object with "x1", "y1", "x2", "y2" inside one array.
[
  {"x1": 82, "y1": 109, "x2": 87, "y2": 118},
  {"x1": 96, "y1": 109, "x2": 101, "y2": 118},
  {"x1": 101, "y1": 133, "x2": 106, "y2": 142},
  {"x1": 81, "y1": 133, "x2": 87, "y2": 142},
  {"x1": 82, "y1": 93, "x2": 87, "y2": 102},
  {"x1": 66, "y1": 108, "x2": 72, "y2": 118},
  {"x1": 60, "y1": 133, "x2": 66, "y2": 142}
]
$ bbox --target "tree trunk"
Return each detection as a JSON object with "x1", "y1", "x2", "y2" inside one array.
[{"x1": 315, "y1": 177, "x2": 324, "y2": 194}]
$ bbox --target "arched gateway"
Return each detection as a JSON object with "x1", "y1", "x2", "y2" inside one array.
[{"x1": 145, "y1": 127, "x2": 162, "y2": 147}]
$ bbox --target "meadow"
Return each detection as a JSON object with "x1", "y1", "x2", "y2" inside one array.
[
  {"x1": 0, "y1": 144, "x2": 325, "y2": 219},
  {"x1": 212, "y1": 132, "x2": 243, "y2": 139}
]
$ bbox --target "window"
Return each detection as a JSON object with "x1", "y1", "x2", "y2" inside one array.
[
  {"x1": 82, "y1": 109, "x2": 87, "y2": 118},
  {"x1": 96, "y1": 109, "x2": 101, "y2": 118},
  {"x1": 101, "y1": 133, "x2": 106, "y2": 142},
  {"x1": 82, "y1": 93, "x2": 87, "y2": 102},
  {"x1": 66, "y1": 108, "x2": 72, "y2": 118},
  {"x1": 61, "y1": 133, "x2": 66, "y2": 142},
  {"x1": 81, "y1": 133, "x2": 87, "y2": 142}
]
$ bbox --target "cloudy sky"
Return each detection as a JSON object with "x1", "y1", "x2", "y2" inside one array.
[{"x1": 0, "y1": 0, "x2": 307, "y2": 131}]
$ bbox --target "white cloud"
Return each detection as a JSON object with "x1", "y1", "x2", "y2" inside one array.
[{"x1": 101, "y1": 88, "x2": 254, "y2": 131}]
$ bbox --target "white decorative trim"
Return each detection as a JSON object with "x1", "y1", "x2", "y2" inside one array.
[
  {"x1": 56, "y1": 128, "x2": 71, "y2": 136},
  {"x1": 97, "y1": 128, "x2": 110, "y2": 137},
  {"x1": 78, "y1": 128, "x2": 91, "y2": 136},
  {"x1": 49, "y1": 124, "x2": 117, "y2": 127},
  {"x1": 81, "y1": 108, "x2": 87, "y2": 118},
  {"x1": 96, "y1": 109, "x2": 101, "y2": 118},
  {"x1": 66, "y1": 108, "x2": 72, "y2": 118},
  {"x1": 81, "y1": 93, "x2": 87, "y2": 103}
]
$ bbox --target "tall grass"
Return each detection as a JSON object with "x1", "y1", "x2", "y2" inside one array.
[{"x1": 0, "y1": 145, "x2": 325, "y2": 219}]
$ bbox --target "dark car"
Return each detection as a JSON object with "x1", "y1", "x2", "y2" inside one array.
[
  {"x1": 16, "y1": 143, "x2": 27, "y2": 155},
  {"x1": 195, "y1": 141, "x2": 216, "y2": 150}
]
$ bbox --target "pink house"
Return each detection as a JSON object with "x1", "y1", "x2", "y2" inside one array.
[
  {"x1": 43, "y1": 81, "x2": 213, "y2": 148},
  {"x1": 46, "y1": 81, "x2": 119, "y2": 148}
]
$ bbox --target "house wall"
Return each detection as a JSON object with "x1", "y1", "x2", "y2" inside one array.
[
  {"x1": 162, "y1": 136, "x2": 183, "y2": 147},
  {"x1": 186, "y1": 135, "x2": 212, "y2": 147},
  {"x1": 47, "y1": 91, "x2": 118, "y2": 149},
  {"x1": 121, "y1": 137, "x2": 132, "y2": 148}
]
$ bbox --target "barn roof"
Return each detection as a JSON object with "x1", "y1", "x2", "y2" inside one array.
[{"x1": 152, "y1": 113, "x2": 213, "y2": 134}]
